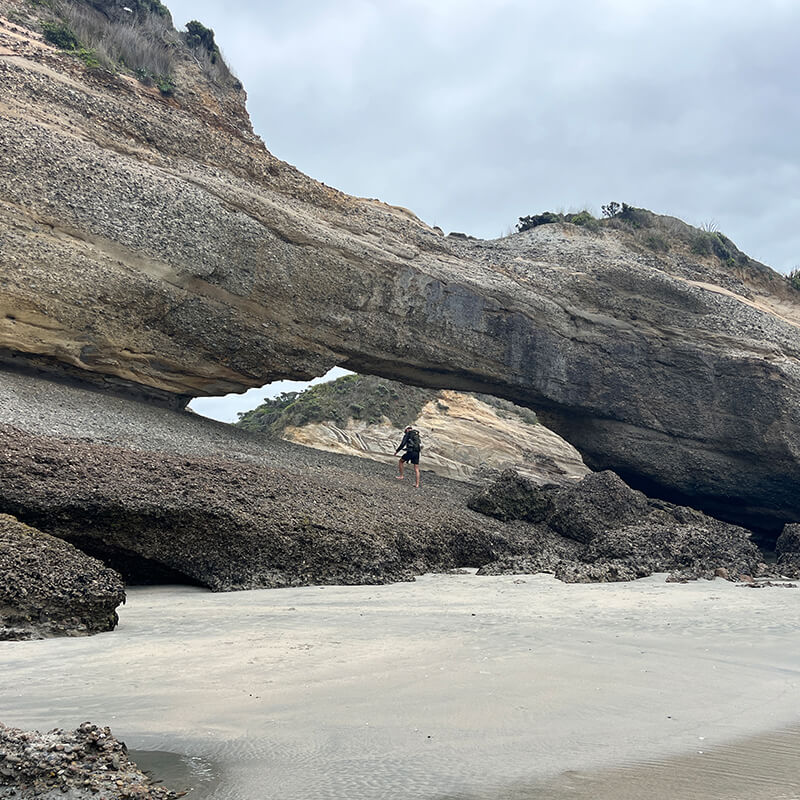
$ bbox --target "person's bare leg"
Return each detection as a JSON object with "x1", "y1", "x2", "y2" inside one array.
[
  {"x1": 396, "y1": 458, "x2": 404, "y2": 479},
  {"x1": 413, "y1": 463, "x2": 420, "y2": 488}
]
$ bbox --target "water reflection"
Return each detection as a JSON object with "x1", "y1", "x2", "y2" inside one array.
[{"x1": 130, "y1": 750, "x2": 219, "y2": 797}]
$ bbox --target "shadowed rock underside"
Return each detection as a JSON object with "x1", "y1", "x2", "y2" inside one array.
[{"x1": 2, "y1": 7, "x2": 800, "y2": 531}]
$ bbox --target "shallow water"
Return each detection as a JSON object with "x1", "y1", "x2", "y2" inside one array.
[
  {"x1": 129, "y1": 728, "x2": 800, "y2": 800},
  {"x1": 2, "y1": 574, "x2": 799, "y2": 799},
  {"x1": 130, "y1": 750, "x2": 220, "y2": 797}
]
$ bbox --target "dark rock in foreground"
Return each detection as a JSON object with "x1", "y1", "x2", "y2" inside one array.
[
  {"x1": 472, "y1": 470, "x2": 767, "y2": 582},
  {"x1": 776, "y1": 523, "x2": 800, "y2": 577},
  {"x1": 467, "y1": 470, "x2": 556, "y2": 522},
  {"x1": 0, "y1": 514, "x2": 125, "y2": 640},
  {"x1": 547, "y1": 471, "x2": 650, "y2": 544},
  {"x1": 0, "y1": 425, "x2": 539, "y2": 591},
  {"x1": 0, "y1": 722, "x2": 179, "y2": 799}
]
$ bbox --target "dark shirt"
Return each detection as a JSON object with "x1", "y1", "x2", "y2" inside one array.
[{"x1": 397, "y1": 430, "x2": 420, "y2": 453}]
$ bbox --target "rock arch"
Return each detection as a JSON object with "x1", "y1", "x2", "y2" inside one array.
[{"x1": 2, "y1": 33, "x2": 800, "y2": 532}]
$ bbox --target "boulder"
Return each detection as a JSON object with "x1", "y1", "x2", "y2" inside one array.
[
  {"x1": 467, "y1": 469, "x2": 558, "y2": 523},
  {"x1": 2, "y1": 15, "x2": 800, "y2": 531},
  {"x1": 776, "y1": 523, "x2": 800, "y2": 574},
  {"x1": 474, "y1": 469, "x2": 765, "y2": 582},
  {"x1": 583, "y1": 517, "x2": 762, "y2": 581},
  {"x1": 0, "y1": 513, "x2": 125, "y2": 640},
  {"x1": 0, "y1": 721, "x2": 178, "y2": 799},
  {"x1": 546, "y1": 471, "x2": 651, "y2": 543}
]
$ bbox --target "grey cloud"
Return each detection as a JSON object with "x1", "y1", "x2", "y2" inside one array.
[{"x1": 167, "y1": 0, "x2": 800, "y2": 270}]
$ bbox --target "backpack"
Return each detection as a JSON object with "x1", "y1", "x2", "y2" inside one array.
[{"x1": 406, "y1": 429, "x2": 421, "y2": 452}]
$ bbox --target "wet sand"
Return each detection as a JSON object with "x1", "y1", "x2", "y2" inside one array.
[{"x1": 1, "y1": 572, "x2": 799, "y2": 799}]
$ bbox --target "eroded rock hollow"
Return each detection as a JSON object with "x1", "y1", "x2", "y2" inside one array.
[{"x1": 2, "y1": 8, "x2": 800, "y2": 530}]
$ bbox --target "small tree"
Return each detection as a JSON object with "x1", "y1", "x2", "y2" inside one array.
[
  {"x1": 601, "y1": 201, "x2": 621, "y2": 218},
  {"x1": 517, "y1": 212, "x2": 561, "y2": 232},
  {"x1": 185, "y1": 20, "x2": 220, "y2": 64}
]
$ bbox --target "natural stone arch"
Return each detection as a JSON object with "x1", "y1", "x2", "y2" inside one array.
[{"x1": 2, "y1": 35, "x2": 800, "y2": 533}]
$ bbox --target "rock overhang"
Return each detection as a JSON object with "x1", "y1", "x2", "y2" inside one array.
[{"x1": 2, "y1": 10, "x2": 800, "y2": 531}]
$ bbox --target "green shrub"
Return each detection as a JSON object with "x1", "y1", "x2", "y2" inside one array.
[
  {"x1": 618, "y1": 203, "x2": 652, "y2": 229},
  {"x1": 711, "y1": 232, "x2": 735, "y2": 262},
  {"x1": 787, "y1": 269, "x2": 800, "y2": 291},
  {"x1": 42, "y1": 20, "x2": 80, "y2": 49},
  {"x1": 76, "y1": 46, "x2": 103, "y2": 69},
  {"x1": 691, "y1": 232, "x2": 714, "y2": 256},
  {"x1": 134, "y1": 66, "x2": 153, "y2": 85},
  {"x1": 155, "y1": 74, "x2": 175, "y2": 95},
  {"x1": 517, "y1": 210, "x2": 599, "y2": 233},
  {"x1": 517, "y1": 212, "x2": 561, "y2": 232},
  {"x1": 184, "y1": 19, "x2": 219, "y2": 63},
  {"x1": 643, "y1": 232, "x2": 670, "y2": 253},
  {"x1": 565, "y1": 210, "x2": 599, "y2": 232},
  {"x1": 182, "y1": 19, "x2": 237, "y2": 85}
]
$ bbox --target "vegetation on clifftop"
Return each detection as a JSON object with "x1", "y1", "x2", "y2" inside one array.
[
  {"x1": 25, "y1": 0, "x2": 237, "y2": 93},
  {"x1": 515, "y1": 202, "x2": 762, "y2": 270},
  {"x1": 237, "y1": 375, "x2": 437, "y2": 434},
  {"x1": 236, "y1": 374, "x2": 539, "y2": 436}
]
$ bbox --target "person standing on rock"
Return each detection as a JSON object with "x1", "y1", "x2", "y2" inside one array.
[{"x1": 395, "y1": 426, "x2": 422, "y2": 488}]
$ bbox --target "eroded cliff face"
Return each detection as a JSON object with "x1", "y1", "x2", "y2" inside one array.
[
  {"x1": 2, "y1": 9, "x2": 800, "y2": 530},
  {"x1": 283, "y1": 390, "x2": 589, "y2": 485}
]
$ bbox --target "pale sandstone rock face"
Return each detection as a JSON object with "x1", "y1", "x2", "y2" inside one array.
[
  {"x1": 2, "y1": 11, "x2": 800, "y2": 529},
  {"x1": 283, "y1": 390, "x2": 589, "y2": 485}
]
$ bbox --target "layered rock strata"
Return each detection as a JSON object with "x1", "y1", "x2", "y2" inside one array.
[
  {"x1": 282, "y1": 390, "x2": 588, "y2": 485},
  {"x1": 0, "y1": 513, "x2": 125, "y2": 640},
  {"x1": 2, "y1": 11, "x2": 800, "y2": 529}
]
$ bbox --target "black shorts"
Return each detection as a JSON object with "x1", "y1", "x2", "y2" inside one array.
[{"x1": 401, "y1": 450, "x2": 420, "y2": 465}]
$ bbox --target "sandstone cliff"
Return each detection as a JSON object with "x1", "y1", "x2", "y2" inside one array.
[
  {"x1": 238, "y1": 374, "x2": 588, "y2": 484},
  {"x1": 2, "y1": 5, "x2": 800, "y2": 530}
]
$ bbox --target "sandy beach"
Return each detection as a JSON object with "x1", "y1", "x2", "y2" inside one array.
[{"x1": 1, "y1": 572, "x2": 799, "y2": 799}]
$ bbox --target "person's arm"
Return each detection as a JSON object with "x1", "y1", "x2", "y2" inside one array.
[{"x1": 395, "y1": 432, "x2": 409, "y2": 455}]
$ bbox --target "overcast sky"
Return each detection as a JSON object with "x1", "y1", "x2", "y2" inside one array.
[{"x1": 172, "y1": 0, "x2": 800, "y2": 422}]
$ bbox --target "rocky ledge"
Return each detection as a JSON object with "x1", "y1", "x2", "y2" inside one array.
[
  {"x1": 470, "y1": 470, "x2": 772, "y2": 583},
  {"x1": 2, "y1": 9, "x2": 800, "y2": 531},
  {"x1": 0, "y1": 722, "x2": 179, "y2": 799},
  {"x1": 0, "y1": 513, "x2": 125, "y2": 640},
  {"x1": 0, "y1": 421, "x2": 545, "y2": 591},
  {"x1": 776, "y1": 523, "x2": 800, "y2": 577},
  {"x1": 0, "y1": 373, "x2": 786, "y2": 593}
]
